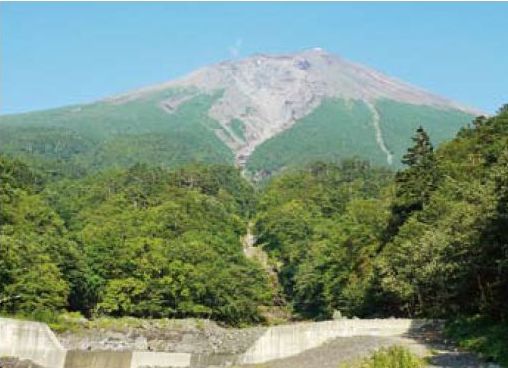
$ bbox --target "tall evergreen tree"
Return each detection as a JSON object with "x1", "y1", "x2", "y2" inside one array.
[{"x1": 384, "y1": 126, "x2": 439, "y2": 241}]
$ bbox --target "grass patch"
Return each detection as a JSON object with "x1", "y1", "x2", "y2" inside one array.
[
  {"x1": 343, "y1": 346, "x2": 425, "y2": 368},
  {"x1": 0, "y1": 310, "x2": 84, "y2": 333},
  {"x1": 446, "y1": 316, "x2": 508, "y2": 367},
  {"x1": 230, "y1": 119, "x2": 246, "y2": 141}
]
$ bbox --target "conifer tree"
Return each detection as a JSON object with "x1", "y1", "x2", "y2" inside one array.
[{"x1": 384, "y1": 126, "x2": 439, "y2": 241}]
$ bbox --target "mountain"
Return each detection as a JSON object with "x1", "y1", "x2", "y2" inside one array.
[{"x1": 0, "y1": 49, "x2": 478, "y2": 177}]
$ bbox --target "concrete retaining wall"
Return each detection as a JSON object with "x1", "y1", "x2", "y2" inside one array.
[
  {"x1": 0, "y1": 317, "x2": 67, "y2": 368},
  {"x1": 131, "y1": 352, "x2": 191, "y2": 368},
  {"x1": 64, "y1": 351, "x2": 132, "y2": 368},
  {"x1": 64, "y1": 351, "x2": 191, "y2": 368},
  {"x1": 1, "y1": 317, "x2": 428, "y2": 367},
  {"x1": 239, "y1": 318, "x2": 426, "y2": 364},
  {"x1": 0, "y1": 318, "x2": 192, "y2": 368}
]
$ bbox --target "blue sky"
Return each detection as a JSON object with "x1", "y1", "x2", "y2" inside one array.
[{"x1": 1, "y1": 2, "x2": 507, "y2": 114}]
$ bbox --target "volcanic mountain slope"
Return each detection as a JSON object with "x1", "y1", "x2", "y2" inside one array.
[{"x1": 0, "y1": 49, "x2": 477, "y2": 176}]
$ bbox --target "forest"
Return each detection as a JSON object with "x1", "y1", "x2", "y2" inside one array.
[{"x1": 1, "y1": 105, "x2": 507, "y2": 360}]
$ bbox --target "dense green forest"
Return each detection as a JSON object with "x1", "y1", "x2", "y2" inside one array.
[
  {"x1": 1, "y1": 105, "x2": 507, "y2": 349},
  {"x1": 0, "y1": 161, "x2": 271, "y2": 324},
  {"x1": 255, "y1": 106, "x2": 508, "y2": 322}
]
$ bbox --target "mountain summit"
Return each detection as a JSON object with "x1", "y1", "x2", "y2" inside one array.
[
  {"x1": 0, "y1": 49, "x2": 477, "y2": 176},
  {"x1": 110, "y1": 48, "x2": 477, "y2": 166}
]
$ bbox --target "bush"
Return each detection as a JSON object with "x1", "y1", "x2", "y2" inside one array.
[
  {"x1": 446, "y1": 316, "x2": 508, "y2": 367},
  {"x1": 344, "y1": 346, "x2": 425, "y2": 368}
]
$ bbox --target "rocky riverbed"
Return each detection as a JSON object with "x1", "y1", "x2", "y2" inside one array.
[{"x1": 58, "y1": 318, "x2": 265, "y2": 355}]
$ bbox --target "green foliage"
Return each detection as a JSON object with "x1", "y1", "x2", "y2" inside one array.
[
  {"x1": 255, "y1": 160, "x2": 393, "y2": 318},
  {"x1": 446, "y1": 317, "x2": 508, "y2": 366},
  {"x1": 377, "y1": 107, "x2": 508, "y2": 319},
  {"x1": 0, "y1": 155, "x2": 270, "y2": 324},
  {"x1": 384, "y1": 126, "x2": 440, "y2": 242},
  {"x1": 247, "y1": 99, "x2": 473, "y2": 176},
  {"x1": 229, "y1": 119, "x2": 246, "y2": 141},
  {"x1": 343, "y1": 346, "x2": 425, "y2": 368},
  {"x1": 0, "y1": 156, "x2": 79, "y2": 314},
  {"x1": 0, "y1": 91, "x2": 233, "y2": 177},
  {"x1": 64, "y1": 164, "x2": 271, "y2": 324},
  {"x1": 375, "y1": 99, "x2": 473, "y2": 166},
  {"x1": 247, "y1": 99, "x2": 386, "y2": 174},
  {"x1": 253, "y1": 104, "x2": 508, "y2": 342}
]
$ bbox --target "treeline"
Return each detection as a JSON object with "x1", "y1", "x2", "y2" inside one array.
[{"x1": 255, "y1": 105, "x2": 508, "y2": 321}]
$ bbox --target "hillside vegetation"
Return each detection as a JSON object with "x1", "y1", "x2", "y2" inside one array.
[
  {"x1": 0, "y1": 91, "x2": 233, "y2": 177},
  {"x1": 247, "y1": 99, "x2": 472, "y2": 174},
  {"x1": 254, "y1": 106, "x2": 508, "y2": 322},
  {"x1": 0, "y1": 162, "x2": 270, "y2": 325},
  {"x1": 0, "y1": 105, "x2": 507, "y2": 361},
  {"x1": 0, "y1": 96, "x2": 472, "y2": 179}
]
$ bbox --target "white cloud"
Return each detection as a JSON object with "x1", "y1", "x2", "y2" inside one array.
[{"x1": 228, "y1": 38, "x2": 243, "y2": 58}]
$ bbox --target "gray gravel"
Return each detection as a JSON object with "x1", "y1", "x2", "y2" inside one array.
[{"x1": 240, "y1": 335, "x2": 488, "y2": 368}]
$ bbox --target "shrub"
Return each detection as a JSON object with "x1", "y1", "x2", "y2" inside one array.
[
  {"x1": 446, "y1": 316, "x2": 508, "y2": 367},
  {"x1": 344, "y1": 346, "x2": 425, "y2": 368}
]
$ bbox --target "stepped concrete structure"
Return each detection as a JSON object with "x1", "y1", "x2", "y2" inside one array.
[{"x1": 0, "y1": 317, "x2": 428, "y2": 368}]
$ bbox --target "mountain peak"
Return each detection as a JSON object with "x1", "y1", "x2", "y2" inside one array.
[{"x1": 105, "y1": 50, "x2": 479, "y2": 167}]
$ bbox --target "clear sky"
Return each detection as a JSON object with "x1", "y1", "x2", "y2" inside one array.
[{"x1": 1, "y1": 2, "x2": 507, "y2": 115}]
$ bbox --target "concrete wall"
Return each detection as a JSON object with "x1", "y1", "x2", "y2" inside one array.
[
  {"x1": 65, "y1": 351, "x2": 132, "y2": 368},
  {"x1": 239, "y1": 319, "x2": 427, "y2": 364},
  {"x1": 1, "y1": 317, "x2": 428, "y2": 367},
  {"x1": 190, "y1": 353, "x2": 238, "y2": 368},
  {"x1": 0, "y1": 317, "x2": 67, "y2": 368},
  {"x1": 0, "y1": 318, "x2": 191, "y2": 368},
  {"x1": 65, "y1": 351, "x2": 191, "y2": 368},
  {"x1": 131, "y1": 352, "x2": 191, "y2": 368}
]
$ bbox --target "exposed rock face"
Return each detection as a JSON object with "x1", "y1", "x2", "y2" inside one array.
[{"x1": 108, "y1": 48, "x2": 478, "y2": 165}]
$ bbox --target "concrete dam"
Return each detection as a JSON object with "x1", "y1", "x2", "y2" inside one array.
[{"x1": 0, "y1": 317, "x2": 428, "y2": 368}]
